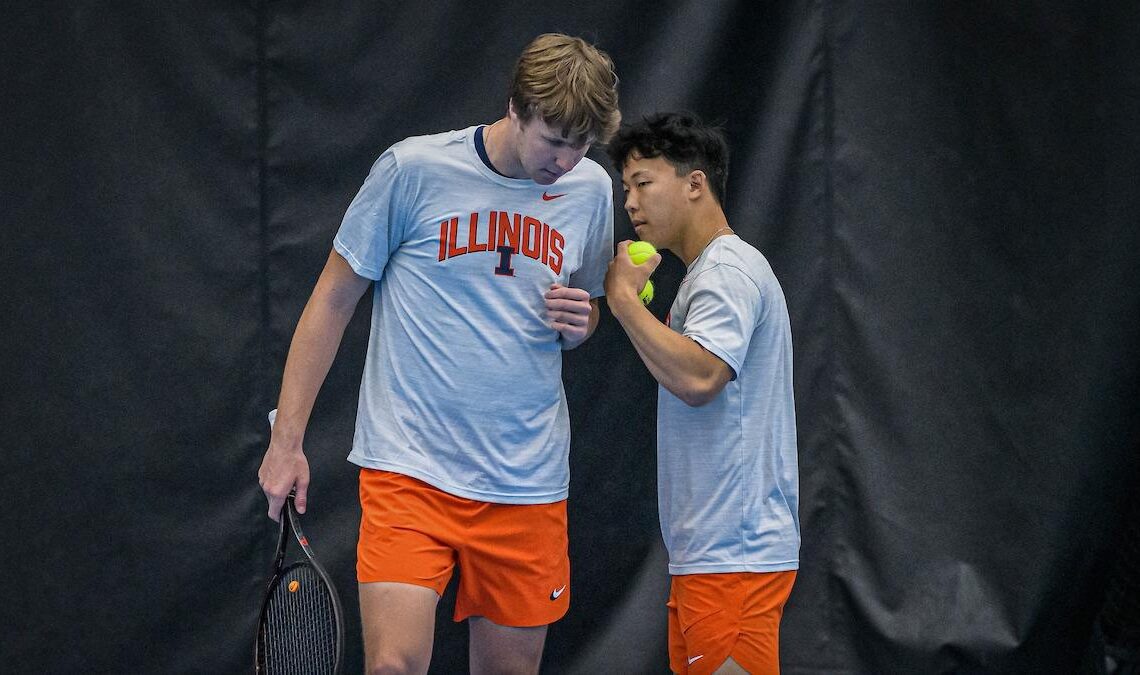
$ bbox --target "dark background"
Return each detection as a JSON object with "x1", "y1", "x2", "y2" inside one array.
[{"x1": 3, "y1": 2, "x2": 1138, "y2": 673}]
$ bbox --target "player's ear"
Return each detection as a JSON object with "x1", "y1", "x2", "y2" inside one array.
[{"x1": 687, "y1": 170, "x2": 707, "y2": 200}]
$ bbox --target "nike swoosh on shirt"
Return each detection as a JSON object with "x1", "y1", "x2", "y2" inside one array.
[
  {"x1": 550, "y1": 585, "x2": 567, "y2": 600},
  {"x1": 542, "y1": 192, "x2": 566, "y2": 201},
  {"x1": 688, "y1": 654, "x2": 705, "y2": 665}
]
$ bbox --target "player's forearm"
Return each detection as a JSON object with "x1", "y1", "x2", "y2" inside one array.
[
  {"x1": 272, "y1": 298, "x2": 356, "y2": 448},
  {"x1": 610, "y1": 297, "x2": 725, "y2": 406}
]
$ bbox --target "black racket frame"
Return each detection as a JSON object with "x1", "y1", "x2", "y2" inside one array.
[{"x1": 254, "y1": 494, "x2": 345, "y2": 674}]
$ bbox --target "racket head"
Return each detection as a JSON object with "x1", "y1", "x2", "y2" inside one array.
[{"x1": 255, "y1": 497, "x2": 345, "y2": 674}]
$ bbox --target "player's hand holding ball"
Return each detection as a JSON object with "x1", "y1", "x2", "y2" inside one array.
[
  {"x1": 604, "y1": 240, "x2": 661, "y2": 314},
  {"x1": 627, "y1": 241, "x2": 657, "y2": 305}
]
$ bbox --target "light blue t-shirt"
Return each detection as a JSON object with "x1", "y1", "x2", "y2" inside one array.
[
  {"x1": 658, "y1": 235, "x2": 800, "y2": 574},
  {"x1": 333, "y1": 126, "x2": 613, "y2": 503}
]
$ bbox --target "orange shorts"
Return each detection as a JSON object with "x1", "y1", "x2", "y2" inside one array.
[
  {"x1": 357, "y1": 469, "x2": 570, "y2": 627},
  {"x1": 667, "y1": 570, "x2": 797, "y2": 674}
]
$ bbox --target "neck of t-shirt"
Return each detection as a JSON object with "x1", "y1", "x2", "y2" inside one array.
[{"x1": 475, "y1": 125, "x2": 511, "y2": 178}]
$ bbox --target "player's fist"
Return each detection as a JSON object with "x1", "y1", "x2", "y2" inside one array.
[
  {"x1": 605, "y1": 240, "x2": 660, "y2": 315},
  {"x1": 545, "y1": 284, "x2": 592, "y2": 346}
]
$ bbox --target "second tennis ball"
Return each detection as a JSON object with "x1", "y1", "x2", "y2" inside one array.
[
  {"x1": 638, "y1": 279, "x2": 655, "y2": 305},
  {"x1": 628, "y1": 241, "x2": 657, "y2": 305}
]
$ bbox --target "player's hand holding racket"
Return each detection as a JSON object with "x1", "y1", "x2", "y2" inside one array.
[
  {"x1": 255, "y1": 491, "x2": 345, "y2": 674},
  {"x1": 258, "y1": 408, "x2": 310, "y2": 522}
]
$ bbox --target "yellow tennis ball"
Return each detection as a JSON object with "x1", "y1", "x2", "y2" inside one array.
[
  {"x1": 628, "y1": 241, "x2": 657, "y2": 265},
  {"x1": 288, "y1": 580, "x2": 300, "y2": 593},
  {"x1": 628, "y1": 241, "x2": 657, "y2": 304},
  {"x1": 638, "y1": 279, "x2": 655, "y2": 305}
]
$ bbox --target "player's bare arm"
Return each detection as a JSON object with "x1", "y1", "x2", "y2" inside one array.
[
  {"x1": 258, "y1": 249, "x2": 371, "y2": 521},
  {"x1": 545, "y1": 284, "x2": 599, "y2": 349},
  {"x1": 605, "y1": 241, "x2": 732, "y2": 406}
]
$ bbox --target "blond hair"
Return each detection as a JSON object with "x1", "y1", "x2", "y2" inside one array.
[{"x1": 509, "y1": 33, "x2": 621, "y2": 145}]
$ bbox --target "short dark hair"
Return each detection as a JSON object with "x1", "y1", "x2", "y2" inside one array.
[{"x1": 607, "y1": 112, "x2": 730, "y2": 205}]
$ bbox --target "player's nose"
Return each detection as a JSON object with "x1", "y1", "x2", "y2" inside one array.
[{"x1": 555, "y1": 148, "x2": 583, "y2": 173}]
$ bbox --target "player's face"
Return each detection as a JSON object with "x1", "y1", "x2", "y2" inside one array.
[
  {"x1": 621, "y1": 154, "x2": 690, "y2": 250},
  {"x1": 511, "y1": 114, "x2": 592, "y2": 185}
]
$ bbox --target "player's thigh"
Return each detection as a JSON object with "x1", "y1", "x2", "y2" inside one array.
[
  {"x1": 713, "y1": 656, "x2": 750, "y2": 674},
  {"x1": 468, "y1": 615, "x2": 548, "y2": 675},
  {"x1": 359, "y1": 581, "x2": 439, "y2": 675}
]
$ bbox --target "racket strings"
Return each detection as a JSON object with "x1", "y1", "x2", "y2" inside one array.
[{"x1": 258, "y1": 563, "x2": 339, "y2": 674}]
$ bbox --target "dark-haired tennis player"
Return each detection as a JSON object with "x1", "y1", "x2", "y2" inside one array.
[{"x1": 604, "y1": 112, "x2": 799, "y2": 675}]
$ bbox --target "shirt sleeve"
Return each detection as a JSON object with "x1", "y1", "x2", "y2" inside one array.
[
  {"x1": 680, "y1": 264, "x2": 763, "y2": 379},
  {"x1": 332, "y1": 148, "x2": 411, "y2": 280},
  {"x1": 568, "y1": 172, "x2": 615, "y2": 298}
]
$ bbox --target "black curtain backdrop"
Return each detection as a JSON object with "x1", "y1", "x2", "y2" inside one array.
[{"x1": 3, "y1": 2, "x2": 1137, "y2": 673}]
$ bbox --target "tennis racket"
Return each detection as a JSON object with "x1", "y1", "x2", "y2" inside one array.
[{"x1": 255, "y1": 493, "x2": 345, "y2": 674}]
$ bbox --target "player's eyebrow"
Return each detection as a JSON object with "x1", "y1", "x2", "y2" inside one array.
[{"x1": 549, "y1": 133, "x2": 590, "y2": 149}]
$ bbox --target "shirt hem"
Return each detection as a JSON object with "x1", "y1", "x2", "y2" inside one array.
[
  {"x1": 668, "y1": 560, "x2": 799, "y2": 575},
  {"x1": 683, "y1": 333, "x2": 741, "y2": 380},
  {"x1": 333, "y1": 236, "x2": 383, "y2": 280},
  {"x1": 349, "y1": 455, "x2": 569, "y2": 505}
]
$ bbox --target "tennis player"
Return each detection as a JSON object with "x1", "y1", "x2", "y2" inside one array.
[
  {"x1": 258, "y1": 33, "x2": 620, "y2": 674},
  {"x1": 604, "y1": 113, "x2": 799, "y2": 675}
]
